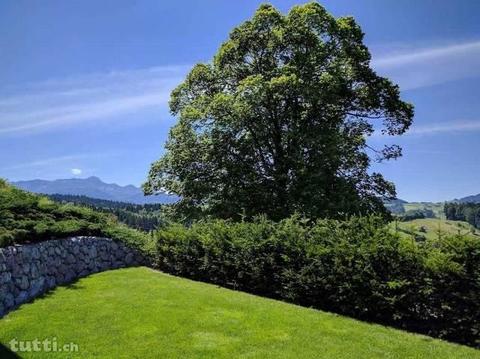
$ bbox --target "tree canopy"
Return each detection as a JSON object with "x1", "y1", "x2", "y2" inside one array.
[{"x1": 144, "y1": 3, "x2": 414, "y2": 221}]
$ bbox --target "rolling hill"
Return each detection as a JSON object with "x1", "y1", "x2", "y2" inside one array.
[{"x1": 391, "y1": 218, "x2": 480, "y2": 241}]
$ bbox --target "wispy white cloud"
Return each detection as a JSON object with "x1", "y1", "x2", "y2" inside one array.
[
  {"x1": 0, "y1": 92, "x2": 168, "y2": 134},
  {"x1": 0, "y1": 65, "x2": 190, "y2": 135},
  {"x1": 370, "y1": 119, "x2": 480, "y2": 138},
  {"x1": 373, "y1": 41, "x2": 480, "y2": 67},
  {"x1": 0, "y1": 152, "x2": 118, "y2": 171},
  {"x1": 71, "y1": 168, "x2": 82, "y2": 175},
  {"x1": 371, "y1": 40, "x2": 480, "y2": 90},
  {"x1": 407, "y1": 120, "x2": 480, "y2": 135}
]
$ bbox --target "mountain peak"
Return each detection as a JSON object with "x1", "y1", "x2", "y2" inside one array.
[{"x1": 84, "y1": 176, "x2": 102, "y2": 182}]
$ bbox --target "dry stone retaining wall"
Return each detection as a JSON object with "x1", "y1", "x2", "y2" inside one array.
[{"x1": 0, "y1": 237, "x2": 147, "y2": 318}]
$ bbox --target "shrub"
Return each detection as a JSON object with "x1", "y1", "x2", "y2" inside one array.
[
  {"x1": 154, "y1": 216, "x2": 480, "y2": 347},
  {"x1": 0, "y1": 180, "x2": 154, "y2": 255}
]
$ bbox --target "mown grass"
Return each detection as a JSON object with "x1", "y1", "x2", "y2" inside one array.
[
  {"x1": 392, "y1": 218, "x2": 479, "y2": 240},
  {"x1": 0, "y1": 267, "x2": 478, "y2": 358}
]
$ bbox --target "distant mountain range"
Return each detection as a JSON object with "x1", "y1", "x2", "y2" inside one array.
[
  {"x1": 12, "y1": 176, "x2": 177, "y2": 205},
  {"x1": 387, "y1": 193, "x2": 480, "y2": 207},
  {"x1": 458, "y1": 193, "x2": 480, "y2": 203},
  {"x1": 11, "y1": 176, "x2": 480, "y2": 207}
]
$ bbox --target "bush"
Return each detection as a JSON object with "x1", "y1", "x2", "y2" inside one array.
[
  {"x1": 0, "y1": 180, "x2": 154, "y2": 255},
  {"x1": 154, "y1": 216, "x2": 480, "y2": 347}
]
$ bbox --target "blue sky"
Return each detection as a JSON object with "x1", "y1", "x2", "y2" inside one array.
[{"x1": 0, "y1": 0, "x2": 479, "y2": 202}]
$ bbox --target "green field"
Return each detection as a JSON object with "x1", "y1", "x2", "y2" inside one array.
[
  {"x1": 392, "y1": 218, "x2": 480, "y2": 241},
  {"x1": 1, "y1": 267, "x2": 479, "y2": 358}
]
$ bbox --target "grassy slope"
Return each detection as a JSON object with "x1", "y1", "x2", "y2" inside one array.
[
  {"x1": 392, "y1": 218, "x2": 480, "y2": 241},
  {"x1": 1, "y1": 268, "x2": 478, "y2": 358}
]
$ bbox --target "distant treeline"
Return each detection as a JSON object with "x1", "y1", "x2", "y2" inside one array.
[
  {"x1": 400, "y1": 209, "x2": 435, "y2": 221},
  {"x1": 445, "y1": 202, "x2": 480, "y2": 229},
  {"x1": 47, "y1": 194, "x2": 166, "y2": 232}
]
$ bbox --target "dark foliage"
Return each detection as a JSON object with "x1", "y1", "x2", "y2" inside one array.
[
  {"x1": 400, "y1": 209, "x2": 435, "y2": 221},
  {"x1": 445, "y1": 202, "x2": 480, "y2": 229},
  {"x1": 154, "y1": 216, "x2": 480, "y2": 348},
  {"x1": 145, "y1": 3, "x2": 413, "y2": 222}
]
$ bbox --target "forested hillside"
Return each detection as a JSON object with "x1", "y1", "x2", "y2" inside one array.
[
  {"x1": 459, "y1": 193, "x2": 480, "y2": 203},
  {"x1": 445, "y1": 202, "x2": 480, "y2": 229},
  {"x1": 47, "y1": 194, "x2": 167, "y2": 231}
]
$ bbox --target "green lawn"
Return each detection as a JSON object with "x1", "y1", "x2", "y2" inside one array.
[
  {"x1": 0, "y1": 268, "x2": 478, "y2": 358},
  {"x1": 392, "y1": 217, "x2": 480, "y2": 240}
]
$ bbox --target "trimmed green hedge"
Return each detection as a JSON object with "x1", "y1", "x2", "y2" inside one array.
[
  {"x1": 0, "y1": 179, "x2": 154, "y2": 254},
  {"x1": 154, "y1": 216, "x2": 480, "y2": 347}
]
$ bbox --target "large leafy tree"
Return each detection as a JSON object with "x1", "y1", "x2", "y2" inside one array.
[{"x1": 144, "y1": 3, "x2": 414, "y2": 221}]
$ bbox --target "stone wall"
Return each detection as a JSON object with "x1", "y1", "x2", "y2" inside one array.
[{"x1": 0, "y1": 237, "x2": 148, "y2": 318}]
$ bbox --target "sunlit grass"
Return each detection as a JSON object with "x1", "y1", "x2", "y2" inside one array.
[
  {"x1": 0, "y1": 267, "x2": 478, "y2": 358},
  {"x1": 391, "y1": 217, "x2": 479, "y2": 240}
]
